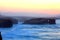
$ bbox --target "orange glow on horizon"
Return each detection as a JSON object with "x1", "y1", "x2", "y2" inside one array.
[{"x1": 0, "y1": 0, "x2": 60, "y2": 15}]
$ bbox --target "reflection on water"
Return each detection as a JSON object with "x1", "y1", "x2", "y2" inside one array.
[{"x1": 0, "y1": 20, "x2": 60, "y2": 40}]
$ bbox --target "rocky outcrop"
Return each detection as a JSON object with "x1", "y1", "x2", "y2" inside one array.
[
  {"x1": 0, "y1": 32, "x2": 2, "y2": 40},
  {"x1": 23, "y1": 18, "x2": 56, "y2": 24},
  {"x1": 0, "y1": 18, "x2": 13, "y2": 28},
  {"x1": 48, "y1": 19, "x2": 56, "y2": 24}
]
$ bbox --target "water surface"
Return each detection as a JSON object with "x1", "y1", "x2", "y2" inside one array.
[{"x1": 0, "y1": 20, "x2": 60, "y2": 40}]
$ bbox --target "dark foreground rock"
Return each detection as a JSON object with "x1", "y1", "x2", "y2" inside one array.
[
  {"x1": 23, "y1": 18, "x2": 56, "y2": 24},
  {"x1": 0, "y1": 32, "x2": 2, "y2": 40},
  {"x1": 0, "y1": 18, "x2": 13, "y2": 28},
  {"x1": 48, "y1": 19, "x2": 56, "y2": 24}
]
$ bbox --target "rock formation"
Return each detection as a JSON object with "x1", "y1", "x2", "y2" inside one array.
[
  {"x1": 0, "y1": 32, "x2": 2, "y2": 40},
  {"x1": 23, "y1": 18, "x2": 56, "y2": 24},
  {"x1": 48, "y1": 19, "x2": 56, "y2": 24},
  {"x1": 0, "y1": 18, "x2": 13, "y2": 28}
]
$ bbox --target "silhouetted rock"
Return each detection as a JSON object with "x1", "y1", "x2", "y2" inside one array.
[
  {"x1": 0, "y1": 32, "x2": 2, "y2": 40},
  {"x1": 0, "y1": 18, "x2": 13, "y2": 28},
  {"x1": 3, "y1": 17, "x2": 18, "y2": 24},
  {"x1": 49, "y1": 19, "x2": 56, "y2": 24},
  {"x1": 23, "y1": 18, "x2": 56, "y2": 24}
]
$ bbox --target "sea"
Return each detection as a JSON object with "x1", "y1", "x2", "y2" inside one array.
[{"x1": 0, "y1": 19, "x2": 60, "y2": 40}]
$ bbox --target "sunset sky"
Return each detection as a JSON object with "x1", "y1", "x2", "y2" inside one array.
[{"x1": 0, "y1": 0, "x2": 60, "y2": 17}]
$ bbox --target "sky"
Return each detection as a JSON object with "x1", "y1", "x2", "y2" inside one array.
[{"x1": 0, "y1": 0, "x2": 60, "y2": 17}]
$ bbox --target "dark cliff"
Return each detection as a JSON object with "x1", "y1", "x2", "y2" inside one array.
[
  {"x1": 0, "y1": 18, "x2": 13, "y2": 28},
  {"x1": 23, "y1": 18, "x2": 56, "y2": 24}
]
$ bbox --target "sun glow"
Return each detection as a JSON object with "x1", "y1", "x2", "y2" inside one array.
[{"x1": 0, "y1": 0, "x2": 60, "y2": 15}]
